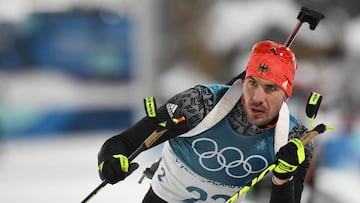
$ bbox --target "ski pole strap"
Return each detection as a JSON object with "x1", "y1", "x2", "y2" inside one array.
[
  {"x1": 144, "y1": 97, "x2": 157, "y2": 118},
  {"x1": 306, "y1": 92, "x2": 322, "y2": 128}
]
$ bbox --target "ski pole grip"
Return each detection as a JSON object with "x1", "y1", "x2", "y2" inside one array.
[
  {"x1": 144, "y1": 129, "x2": 168, "y2": 148},
  {"x1": 300, "y1": 123, "x2": 327, "y2": 145}
]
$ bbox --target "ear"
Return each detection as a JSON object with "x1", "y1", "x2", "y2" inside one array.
[{"x1": 284, "y1": 95, "x2": 290, "y2": 102}]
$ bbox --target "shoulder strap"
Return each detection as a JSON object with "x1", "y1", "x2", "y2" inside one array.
[
  {"x1": 274, "y1": 102, "x2": 290, "y2": 153},
  {"x1": 179, "y1": 79, "x2": 242, "y2": 137}
]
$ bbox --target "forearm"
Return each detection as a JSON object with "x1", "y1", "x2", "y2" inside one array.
[
  {"x1": 270, "y1": 161, "x2": 309, "y2": 203},
  {"x1": 270, "y1": 176, "x2": 295, "y2": 203},
  {"x1": 100, "y1": 116, "x2": 158, "y2": 157}
]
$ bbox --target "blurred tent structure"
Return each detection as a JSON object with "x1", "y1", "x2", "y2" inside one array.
[{"x1": 0, "y1": 0, "x2": 359, "y2": 203}]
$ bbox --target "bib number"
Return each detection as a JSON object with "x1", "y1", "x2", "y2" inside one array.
[{"x1": 183, "y1": 186, "x2": 231, "y2": 203}]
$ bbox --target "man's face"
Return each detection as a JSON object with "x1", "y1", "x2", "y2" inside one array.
[{"x1": 242, "y1": 76, "x2": 288, "y2": 127}]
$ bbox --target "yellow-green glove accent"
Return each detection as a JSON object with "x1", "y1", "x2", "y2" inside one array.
[
  {"x1": 98, "y1": 161, "x2": 105, "y2": 173},
  {"x1": 112, "y1": 154, "x2": 129, "y2": 173},
  {"x1": 289, "y1": 138, "x2": 305, "y2": 164}
]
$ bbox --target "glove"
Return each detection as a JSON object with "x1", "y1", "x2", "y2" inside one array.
[
  {"x1": 98, "y1": 154, "x2": 139, "y2": 184},
  {"x1": 273, "y1": 138, "x2": 305, "y2": 180}
]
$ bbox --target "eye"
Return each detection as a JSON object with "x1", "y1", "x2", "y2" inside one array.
[
  {"x1": 248, "y1": 79, "x2": 257, "y2": 86},
  {"x1": 266, "y1": 85, "x2": 278, "y2": 92}
]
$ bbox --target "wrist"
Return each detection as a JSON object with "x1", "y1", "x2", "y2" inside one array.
[{"x1": 272, "y1": 175, "x2": 293, "y2": 185}]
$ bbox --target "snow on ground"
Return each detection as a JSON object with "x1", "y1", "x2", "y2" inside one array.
[
  {"x1": 0, "y1": 134, "x2": 160, "y2": 203},
  {"x1": 315, "y1": 168, "x2": 360, "y2": 203}
]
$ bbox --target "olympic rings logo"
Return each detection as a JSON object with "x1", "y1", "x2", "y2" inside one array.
[{"x1": 192, "y1": 138, "x2": 269, "y2": 178}]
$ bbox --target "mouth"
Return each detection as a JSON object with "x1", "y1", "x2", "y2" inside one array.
[{"x1": 250, "y1": 107, "x2": 266, "y2": 117}]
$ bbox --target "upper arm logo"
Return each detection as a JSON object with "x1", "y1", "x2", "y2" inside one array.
[{"x1": 166, "y1": 103, "x2": 178, "y2": 118}]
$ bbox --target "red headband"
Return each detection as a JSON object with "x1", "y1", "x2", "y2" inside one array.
[{"x1": 245, "y1": 40, "x2": 297, "y2": 97}]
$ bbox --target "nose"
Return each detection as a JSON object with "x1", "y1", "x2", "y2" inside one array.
[{"x1": 252, "y1": 87, "x2": 266, "y2": 104}]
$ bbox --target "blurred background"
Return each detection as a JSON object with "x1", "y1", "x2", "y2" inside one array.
[{"x1": 0, "y1": 0, "x2": 359, "y2": 202}]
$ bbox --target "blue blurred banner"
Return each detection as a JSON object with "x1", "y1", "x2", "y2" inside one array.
[
  {"x1": 0, "y1": 9, "x2": 134, "y2": 81},
  {"x1": 322, "y1": 132, "x2": 360, "y2": 170},
  {"x1": 0, "y1": 107, "x2": 132, "y2": 139}
]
